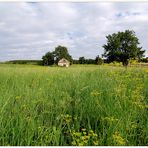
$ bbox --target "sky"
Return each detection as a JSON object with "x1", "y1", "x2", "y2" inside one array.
[{"x1": 0, "y1": 2, "x2": 148, "y2": 61}]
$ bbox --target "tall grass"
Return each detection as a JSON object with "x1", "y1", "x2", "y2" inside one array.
[{"x1": 0, "y1": 64, "x2": 147, "y2": 146}]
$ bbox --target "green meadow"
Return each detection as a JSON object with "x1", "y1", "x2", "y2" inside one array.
[{"x1": 0, "y1": 64, "x2": 147, "y2": 146}]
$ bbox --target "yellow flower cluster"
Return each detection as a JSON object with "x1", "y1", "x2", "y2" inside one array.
[
  {"x1": 71, "y1": 129, "x2": 99, "y2": 146},
  {"x1": 57, "y1": 114, "x2": 77, "y2": 124},
  {"x1": 114, "y1": 83, "x2": 126, "y2": 96},
  {"x1": 102, "y1": 116, "x2": 118, "y2": 123},
  {"x1": 144, "y1": 69, "x2": 148, "y2": 73},
  {"x1": 130, "y1": 122, "x2": 138, "y2": 129},
  {"x1": 112, "y1": 131, "x2": 126, "y2": 145},
  {"x1": 132, "y1": 101, "x2": 148, "y2": 109},
  {"x1": 91, "y1": 90, "x2": 101, "y2": 97},
  {"x1": 61, "y1": 114, "x2": 72, "y2": 124},
  {"x1": 131, "y1": 88, "x2": 144, "y2": 102},
  {"x1": 15, "y1": 95, "x2": 21, "y2": 100}
]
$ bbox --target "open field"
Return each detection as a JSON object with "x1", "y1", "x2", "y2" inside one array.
[{"x1": 0, "y1": 64, "x2": 147, "y2": 146}]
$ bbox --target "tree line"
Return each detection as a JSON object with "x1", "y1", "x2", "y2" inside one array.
[
  {"x1": 73, "y1": 56, "x2": 103, "y2": 65},
  {"x1": 42, "y1": 30, "x2": 146, "y2": 66},
  {"x1": 42, "y1": 45, "x2": 104, "y2": 65},
  {"x1": 5, "y1": 30, "x2": 146, "y2": 66}
]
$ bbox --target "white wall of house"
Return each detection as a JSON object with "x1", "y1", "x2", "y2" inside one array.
[{"x1": 58, "y1": 63, "x2": 69, "y2": 67}]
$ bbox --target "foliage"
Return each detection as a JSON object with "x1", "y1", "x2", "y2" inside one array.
[
  {"x1": 77, "y1": 57, "x2": 101, "y2": 64},
  {"x1": 71, "y1": 129, "x2": 99, "y2": 146},
  {"x1": 140, "y1": 57, "x2": 148, "y2": 63},
  {"x1": 108, "y1": 61, "x2": 122, "y2": 66},
  {"x1": 130, "y1": 59, "x2": 138, "y2": 65},
  {"x1": 5, "y1": 60, "x2": 43, "y2": 65},
  {"x1": 103, "y1": 30, "x2": 145, "y2": 66},
  {"x1": 73, "y1": 59, "x2": 79, "y2": 64},
  {"x1": 42, "y1": 52, "x2": 54, "y2": 66},
  {"x1": 53, "y1": 45, "x2": 73, "y2": 64},
  {"x1": 42, "y1": 45, "x2": 73, "y2": 66},
  {"x1": 79, "y1": 57, "x2": 85, "y2": 64}
]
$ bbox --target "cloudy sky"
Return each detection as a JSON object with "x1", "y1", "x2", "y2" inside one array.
[{"x1": 0, "y1": 2, "x2": 148, "y2": 61}]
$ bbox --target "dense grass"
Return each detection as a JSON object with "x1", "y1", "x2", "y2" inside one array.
[{"x1": 0, "y1": 64, "x2": 147, "y2": 146}]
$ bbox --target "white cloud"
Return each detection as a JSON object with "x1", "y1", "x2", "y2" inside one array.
[{"x1": 0, "y1": 2, "x2": 148, "y2": 61}]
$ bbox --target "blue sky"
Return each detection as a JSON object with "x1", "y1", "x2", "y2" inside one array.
[{"x1": 0, "y1": 2, "x2": 148, "y2": 61}]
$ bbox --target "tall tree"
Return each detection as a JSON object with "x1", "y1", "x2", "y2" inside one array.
[
  {"x1": 79, "y1": 57, "x2": 85, "y2": 64},
  {"x1": 53, "y1": 45, "x2": 73, "y2": 64},
  {"x1": 103, "y1": 30, "x2": 145, "y2": 66},
  {"x1": 42, "y1": 52, "x2": 54, "y2": 66}
]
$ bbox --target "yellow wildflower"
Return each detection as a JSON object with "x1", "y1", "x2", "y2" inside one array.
[
  {"x1": 93, "y1": 141, "x2": 99, "y2": 146},
  {"x1": 144, "y1": 69, "x2": 148, "y2": 73},
  {"x1": 71, "y1": 141, "x2": 76, "y2": 146},
  {"x1": 78, "y1": 143, "x2": 84, "y2": 146},
  {"x1": 113, "y1": 131, "x2": 126, "y2": 145},
  {"x1": 15, "y1": 96, "x2": 21, "y2": 100},
  {"x1": 91, "y1": 90, "x2": 101, "y2": 97},
  {"x1": 103, "y1": 116, "x2": 118, "y2": 122}
]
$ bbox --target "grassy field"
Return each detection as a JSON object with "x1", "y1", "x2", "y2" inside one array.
[{"x1": 0, "y1": 64, "x2": 147, "y2": 146}]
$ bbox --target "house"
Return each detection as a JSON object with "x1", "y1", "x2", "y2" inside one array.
[{"x1": 58, "y1": 58, "x2": 70, "y2": 67}]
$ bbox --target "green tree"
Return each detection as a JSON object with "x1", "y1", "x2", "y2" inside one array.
[
  {"x1": 79, "y1": 57, "x2": 85, "y2": 64},
  {"x1": 53, "y1": 45, "x2": 73, "y2": 64},
  {"x1": 103, "y1": 30, "x2": 145, "y2": 66},
  {"x1": 42, "y1": 52, "x2": 54, "y2": 66}
]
